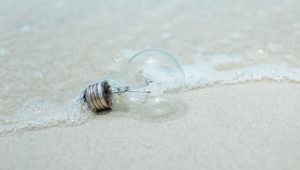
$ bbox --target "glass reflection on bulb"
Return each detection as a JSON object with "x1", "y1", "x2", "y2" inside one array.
[{"x1": 83, "y1": 49, "x2": 185, "y2": 115}]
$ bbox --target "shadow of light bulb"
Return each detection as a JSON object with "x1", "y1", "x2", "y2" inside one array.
[{"x1": 83, "y1": 49, "x2": 185, "y2": 117}]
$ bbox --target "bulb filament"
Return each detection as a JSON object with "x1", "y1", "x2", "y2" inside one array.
[{"x1": 112, "y1": 77, "x2": 153, "y2": 95}]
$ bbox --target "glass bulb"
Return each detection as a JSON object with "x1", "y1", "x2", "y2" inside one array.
[{"x1": 83, "y1": 49, "x2": 185, "y2": 115}]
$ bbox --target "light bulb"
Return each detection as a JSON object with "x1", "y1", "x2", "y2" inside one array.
[{"x1": 82, "y1": 49, "x2": 185, "y2": 115}]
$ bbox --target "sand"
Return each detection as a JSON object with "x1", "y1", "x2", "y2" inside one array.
[
  {"x1": 1, "y1": 82, "x2": 300, "y2": 170},
  {"x1": 1, "y1": 0, "x2": 300, "y2": 169}
]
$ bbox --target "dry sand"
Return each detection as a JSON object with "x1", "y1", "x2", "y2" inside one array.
[{"x1": 1, "y1": 82, "x2": 299, "y2": 170}]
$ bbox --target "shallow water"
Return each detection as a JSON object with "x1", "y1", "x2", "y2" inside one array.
[{"x1": 0, "y1": 0, "x2": 299, "y2": 134}]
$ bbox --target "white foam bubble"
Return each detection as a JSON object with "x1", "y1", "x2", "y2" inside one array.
[
  {"x1": 183, "y1": 57, "x2": 300, "y2": 90},
  {"x1": 0, "y1": 95, "x2": 92, "y2": 135}
]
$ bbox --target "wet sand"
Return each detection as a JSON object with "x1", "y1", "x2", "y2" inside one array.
[{"x1": 1, "y1": 83, "x2": 300, "y2": 170}]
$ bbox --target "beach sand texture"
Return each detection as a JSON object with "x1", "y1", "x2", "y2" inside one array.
[{"x1": 0, "y1": 0, "x2": 300, "y2": 169}]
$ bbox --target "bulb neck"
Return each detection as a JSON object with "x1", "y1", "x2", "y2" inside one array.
[{"x1": 83, "y1": 80, "x2": 112, "y2": 112}]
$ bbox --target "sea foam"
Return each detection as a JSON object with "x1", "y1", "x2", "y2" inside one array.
[
  {"x1": 1, "y1": 50, "x2": 299, "y2": 135},
  {"x1": 184, "y1": 58, "x2": 300, "y2": 90},
  {"x1": 0, "y1": 95, "x2": 91, "y2": 135}
]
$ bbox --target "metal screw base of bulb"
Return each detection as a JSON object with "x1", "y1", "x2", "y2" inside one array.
[{"x1": 83, "y1": 80, "x2": 112, "y2": 112}]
